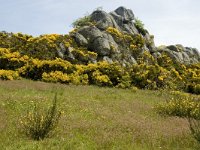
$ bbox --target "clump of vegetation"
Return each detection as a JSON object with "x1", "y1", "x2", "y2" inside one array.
[
  {"x1": 42, "y1": 71, "x2": 70, "y2": 84},
  {"x1": 106, "y1": 27, "x2": 145, "y2": 50},
  {"x1": 72, "y1": 15, "x2": 94, "y2": 28},
  {"x1": 0, "y1": 70, "x2": 20, "y2": 80},
  {"x1": 0, "y1": 33, "x2": 73, "y2": 60},
  {"x1": 186, "y1": 84, "x2": 200, "y2": 95},
  {"x1": 19, "y1": 94, "x2": 61, "y2": 140},
  {"x1": 155, "y1": 93, "x2": 200, "y2": 119},
  {"x1": 134, "y1": 18, "x2": 146, "y2": 35}
]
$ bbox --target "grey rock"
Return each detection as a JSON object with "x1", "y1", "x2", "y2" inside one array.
[
  {"x1": 103, "y1": 56, "x2": 113, "y2": 63},
  {"x1": 90, "y1": 37, "x2": 111, "y2": 56},
  {"x1": 78, "y1": 26, "x2": 103, "y2": 43},
  {"x1": 127, "y1": 56, "x2": 137, "y2": 64},
  {"x1": 110, "y1": 11, "x2": 138, "y2": 35},
  {"x1": 144, "y1": 34, "x2": 156, "y2": 52},
  {"x1": 167, "y1": 45, "x2": 179, "y2": 52},
  {"x1": 114, "y1": 6, "x2": 134, "y2": 22},
  {"x1": 73, "y1": 32, "x2": 88, "y2": 46},
  {"x1": 66, "y1": 47, "x2": 75, "y2": 60},
  {"x1": 57, "y1": 43, "x2": 68, "y2": 59},
  {"x1": 157, "y1": 44, "x2": 200, "y2": 64},
  {"x1": 90, "y1": 10, "x2": 120, "y2": 30},
  {"x1": 68, "y1": 6, "x2": 199, "y2": 65},
  {"x1": 102, "y1": 32, "x2": 119, "y2": 51},
  {"x1": 152, "y1": 52, "x2": 161, "y2": 58},
  {"x1": 77, "y1": 26, "x2": 111, "y2": 56}
]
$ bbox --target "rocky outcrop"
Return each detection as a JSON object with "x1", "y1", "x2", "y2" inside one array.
[
  {"x1": 62, "y1": 7, "x2": 200, "y2": 65},
  {"x1": 155, "y1": 45, "x2": 200, "y2": 64}
]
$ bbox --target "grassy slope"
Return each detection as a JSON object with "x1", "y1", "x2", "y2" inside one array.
[{"x1": 0, "y1": 80, "x2": 199, "y2": 150}]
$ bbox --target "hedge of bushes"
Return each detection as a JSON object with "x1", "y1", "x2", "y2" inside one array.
[{"x1": 0, "y1": 47, "x2": 199, "y2": 94}]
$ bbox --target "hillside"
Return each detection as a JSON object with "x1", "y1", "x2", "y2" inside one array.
[{"x1": 0, "y1": 80, "x2": 199, "y2": 149}]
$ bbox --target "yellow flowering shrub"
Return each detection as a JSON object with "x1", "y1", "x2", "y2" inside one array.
[
  {"x1": 106, "y1": 27, "x2": 122, "y2": 36},
  {"x1": 18, "y1": 58, "x2": 74, "y2": 80},
  {"x1": 25, "y1": 34, "x2": 72, "y2": 60},
  {"x1": 115, "y1": 73, "x2": 132, "y2": 89},
  {"x1": 92, "y1": 70, "x2": 112, "y2": 86},
  {"x1": 0, "y1": 32, "x2": 32, "y2": 51},
  {"x1": 71, "y1": 48, "x2": 97, "y2": 63},
  {"x1": 131, "y1": 64, "x2": 172, "y2": 89},
  {"x1": 0, "y1": 48, "x2": 29, "y2": 70},
  {"x1": 42, "y1": 71, "x2": 70, "y2": 83},
  {"x1": 155, "y1": 95, "x2": 200, "y2": 119},
  {"x1": 137, "y1": 51, "x2": 156, "y2": 65},
  {"x1": 69, "y1": 73, "x2": 89, "y2": 85},
  {"x1": 106, "y1": 27, "x2": 145, "y2": 50},
  {"x1": 0, "y1": 32, "x2": 75, "y2": 60},
  {"x1": 157, "y1": 53, "x2": 174, "y2": 69},
  {"x1": 0, "y1": 70, "x2": 20, "y2": 80},
  {"x1": 85, "y1": 61, "x2": 127, "y2": 86}
]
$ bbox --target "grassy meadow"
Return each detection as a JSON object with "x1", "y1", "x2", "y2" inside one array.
[{"x1": 0, "y1": 80, "x2": 199, "y2": 150}]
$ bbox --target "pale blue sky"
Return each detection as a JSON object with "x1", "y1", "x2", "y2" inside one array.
[{"x1": 0, "y1": 0, "x2": 200, "y2": 50}]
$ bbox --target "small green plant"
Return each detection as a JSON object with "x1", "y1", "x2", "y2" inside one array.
[
  {"x1": 72, "y1": 15, "x2": 93, "y2": 28},
  {"x1": 134, "y1": 18, "x2": 146, "y2": 35},
  {"x1": 19, "y1": 94, "x2": 61, "y2": 140},
  {"x1": 188, "y1": 118, "x2": 200, "y2": 143}
]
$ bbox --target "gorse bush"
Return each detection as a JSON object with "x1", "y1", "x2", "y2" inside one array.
[
  {"x1": 0, "y1": 48, "x2": 29, "y2": 70},
  {"x1": 106, "y1": 27, "x2": 145, "y2": 51},
  {"x1": 0, "y1": 32, "x2": 73, "y2": 60},
  {"x1": 0, "y1": 70, "x2": 20, "y2": 80},
  {"x1": 42, "y1": 71, "x2": 70, "y2": 83},
  {"x1": 155, "y1": 93, "x2": 200, "y2": 119},
  {"x1": 155, "y1": 91, "x2": 200, "y2": 143},
  {"x1": 19, "y1": 94, "x2": 61, "y2": 140}
]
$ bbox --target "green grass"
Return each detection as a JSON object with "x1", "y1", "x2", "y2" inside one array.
[{"x1": 0, "y1": 80, "x2": 199, "y2": 150}]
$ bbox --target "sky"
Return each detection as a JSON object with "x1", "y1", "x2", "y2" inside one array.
[{"x1": 0, "y1": 0, "x2": 200, "y2": 50}]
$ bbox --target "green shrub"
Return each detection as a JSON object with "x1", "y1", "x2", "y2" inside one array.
[
  {"x1": 72, "y1": 15, "x2": 93, "y2": 28},
  {"x1": 186, "y1": 84, "x2": 200, "y2": 95},
  {"x1": 19, "y1": 94, "x2": 61, "y2": 140},
  {"x1": 134, "y1": 18, "x2": 146, "y2": 35}
]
